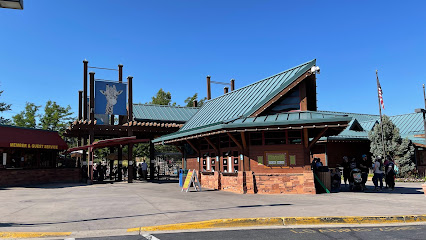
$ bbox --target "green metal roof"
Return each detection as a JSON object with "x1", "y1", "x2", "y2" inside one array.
[
  {"x1": 389, "y1": 113, "x2": 424, "y2": 135},
  {"x1": 319, "y1": 111, "x2": 379, "y2": 122},
  {"x1": 153, "y1": 111, "x2": 352, "y2": 143},
  {"x1": 180, "y1": 59, "x2": 317, "y2": 131},
  {"x1": 324, "y1": 112, "x2": 425, "y2": 142},
  {"x1": 132, "y1": 104, "x2": 199, "y2": 123}
]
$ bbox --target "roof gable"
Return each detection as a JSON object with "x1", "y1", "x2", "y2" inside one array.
[{"x1": 180, "y1": 59, "x2": 317, "y2": 131}]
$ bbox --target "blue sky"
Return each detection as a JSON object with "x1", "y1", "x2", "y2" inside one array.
[{"x1": 1, "y1": 1, "x2": 426, "y2": 120}]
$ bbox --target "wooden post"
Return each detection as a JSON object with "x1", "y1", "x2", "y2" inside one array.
[
  {"x1": 78, "y1": 91, "x2": 83, "y2": 121},
  {"x1": 127, "y1": 75, "x2": 134, "y2": 183},
  {"x1": 118, "y1": 146, "x2": 123, "y2": 181},
  {"x1": 88, "y1": 71, "x2": 95, "y2": 184},
  {"x1": 83, "y1": 60, "x2": 88, "y2": 120},
  {"x1": 128, "y1": 143, "x2": 133, "y2": 183},
  {"x1": 150, "y1": 140, "x2": 155, "y2": 180},
  {"x1": 207, "y1": 75, "x2": 211, "y2": 100},
  {"x1": 118, "y1": 64, "x2": 124, "y2": 124},
  {"x1": 109, "y1": 147, "x2": 114, "y2": 180},
  {"x1": 78, "y1": 90, "x2": 83, "y2": 168},
  {"x1": 193, "y1": 100, "x2": 198, "y2": 107},
  {"x1": 230, "y1": 79, "x2": 235, "y2": 91},
  {"x1": 127, "y1": 76, "x2": 133, "y2": 122},
  {"x1": 224, "y1": 87, "x2": 229, "y2": 94}
]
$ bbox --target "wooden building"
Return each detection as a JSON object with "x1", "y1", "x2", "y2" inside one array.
[{"x1": 153, "y1": 60, "x2": 352, "y2": 194}]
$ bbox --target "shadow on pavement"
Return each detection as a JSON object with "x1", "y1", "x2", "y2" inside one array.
[
  {"x1": 0, "y1": 203, "x2": 291, "y2": 228},
  {"x1": 337, "y1": 185, "x2": 423, "y2": 194}
]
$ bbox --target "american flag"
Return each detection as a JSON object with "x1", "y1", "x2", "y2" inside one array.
[{"x1": 377, "y1": 73, "x2": 385, "y2": 109}]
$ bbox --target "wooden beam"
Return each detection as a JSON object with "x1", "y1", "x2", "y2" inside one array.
[
  {"x1": 308, "y1": 127, "x2": 328, "y2": 149},
  {"x1": 250, "y1": 70, "x2": 312, "y2": 117},
  {"x1": 303, "y1": 129, "x2": 309, "y2": 148},
  {"x1": 227, "y1": 132, "x2": 243, "y2": 150},
  {"x1": 241, "y1": 132, "x2": 247, "y2": 149},
  {"x1": 186, "y1": 140, "x2": 199, "y2": 155},
  {"x1": 204, "y1": 136, "x2": 219, "y2": 154}
]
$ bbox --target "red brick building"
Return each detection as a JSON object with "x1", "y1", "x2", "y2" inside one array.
[{"x1": 154, "y1": 60, "x2": 352, "y2": 194}]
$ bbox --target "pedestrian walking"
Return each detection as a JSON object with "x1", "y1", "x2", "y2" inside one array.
[
  {"x1": 141, "y1": 160, "x2": 148, "y2": 180},
  {"x1": 373, "y1": 156, "x2": 384, "y2": 191}
]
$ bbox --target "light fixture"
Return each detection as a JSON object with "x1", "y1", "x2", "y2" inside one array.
[{"x1": 310, "y1": 66, "x2": 320, "y2": 74}]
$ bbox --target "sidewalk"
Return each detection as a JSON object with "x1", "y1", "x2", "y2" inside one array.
[{"x1": 0, "y1": 181, "x2": 424, "y2": 233}]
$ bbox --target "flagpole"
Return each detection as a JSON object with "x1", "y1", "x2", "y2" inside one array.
[{"x1": 376, "y1": 70, "x2": 387, "y2": 157}]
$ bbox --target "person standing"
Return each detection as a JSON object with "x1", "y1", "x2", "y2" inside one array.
[
  {"x1": 141, "y1": 160, "x2": 148, "y2": 181},
  {"x1": 359, "y1": 154, "x2": 370, "y2": 190},
  {"x1": 373, "y1": 156, "x2": 384, "y2": 191},
  {"x1": 342, "y1": 156, "x2": 350, "y2": 186},
  {"x1": 386, "y1": 157, "x2": 396, "y2": 190}
]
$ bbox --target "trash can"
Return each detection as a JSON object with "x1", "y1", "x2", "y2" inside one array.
[{"x1": 179, "y1": 169, "x2": 188, "y2": 187}]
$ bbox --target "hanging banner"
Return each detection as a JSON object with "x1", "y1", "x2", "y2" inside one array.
[{"x1": 95, "y1": 81, "x2": 127, "y2": 115}]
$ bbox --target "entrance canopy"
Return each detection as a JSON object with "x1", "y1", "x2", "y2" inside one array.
[{"x1": 66, "y1": 136, "x2": 149, "y2": 153}]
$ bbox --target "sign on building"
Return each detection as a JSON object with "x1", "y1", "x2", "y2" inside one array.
[{"x1": 95, "y1": 81, "x2": 127, "y2": 116}]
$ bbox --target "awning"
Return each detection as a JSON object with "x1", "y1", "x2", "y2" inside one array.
[
  {"x1": 66, "y1": 136, "x2": 149, "y2": 153},
  {"x1": 0, "y1": 125, "x2": 68, "y2": 150}
]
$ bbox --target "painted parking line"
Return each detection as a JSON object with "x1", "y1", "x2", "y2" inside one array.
[
  {"x1": 142, "y1": 233, "x2": 160, "y2": 240},
  {"x1": 0, "y1": 232, "x2": 71, "y2": 238}
]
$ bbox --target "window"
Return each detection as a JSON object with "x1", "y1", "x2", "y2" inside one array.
[
  {"x1": 222, "y1": 152, "x2": 228, "y2": 172},
  {"x1": 202, "y1": 155, "x2": 207, "y2": 172},
  {"x1": 268, "y1": 86, "x2": 301, "y2": 114},
  {"x1": 232, "y1": 151, "x2": 239, "y2": 172},
  {"x1": 264, "y1": 131, "x2": 286, "y2": 145},
  {"x1": 250, "y1": 132, "x2": 262, "y2": 145},
  {"x1": 210, "y1": 153, "x2": 216, "y2": 172}
]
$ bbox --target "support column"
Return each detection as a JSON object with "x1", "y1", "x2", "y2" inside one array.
[
  {"x1": 109, "y1": 147, "x2": 114, "y2": 180},
  {"x1": 88, "y1": 71, "x2": 95, "y2": 184},
  {"x1": 128, "y1": 144, "x2": 134, "y2": 183},
  {"x1": 82, "y1": 60, "x2": 89, "y2": 181},
  {"x1": 150, "y1": 141, "x2": 155, "y2": 180},
  {"x1": 118, "y1": 146, "x2": 123, "y2": 181},
  {"x1": 127, "y1": 75, "x2": 134, "y2": 183}
]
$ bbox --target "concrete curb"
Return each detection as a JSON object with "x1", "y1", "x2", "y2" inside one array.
[{"x1": 127, "y1": 215, "x2": 426, "y2": 232}]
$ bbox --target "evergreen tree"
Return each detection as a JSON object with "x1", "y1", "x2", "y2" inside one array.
[
  {"x1": 368, "y1": 115, "x2": 415, "y2": 177},
  {"x1": 395, "y1": 138, "x2": 416, "y2": 177}
]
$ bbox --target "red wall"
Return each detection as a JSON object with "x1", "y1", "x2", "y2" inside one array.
[{"x1": 0, "y1": 168, "x2": 81, "y2": 187}]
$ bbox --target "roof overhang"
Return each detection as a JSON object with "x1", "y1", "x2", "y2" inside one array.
[
  {"x1": 154, "y1": 119, "x2": 350, "y2": 145},
  {"x1": 66, "y1": 136, "x2": 149, "y2": 153}
]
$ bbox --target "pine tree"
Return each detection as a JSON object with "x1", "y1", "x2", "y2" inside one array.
[
  {"x1": 395, "y1": 138, "x2": 416, "y2": 177},
  {"x1": 368, "y1": 115, "x2": 416, "y2": 177}
]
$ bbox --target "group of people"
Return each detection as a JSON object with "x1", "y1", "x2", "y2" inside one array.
[
  {"x1": 81, "y1": 160, "x2": 149, "y2": 182},
  {"x1": 341, "y1": 154, "x2": 397, "y2": 191}
]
